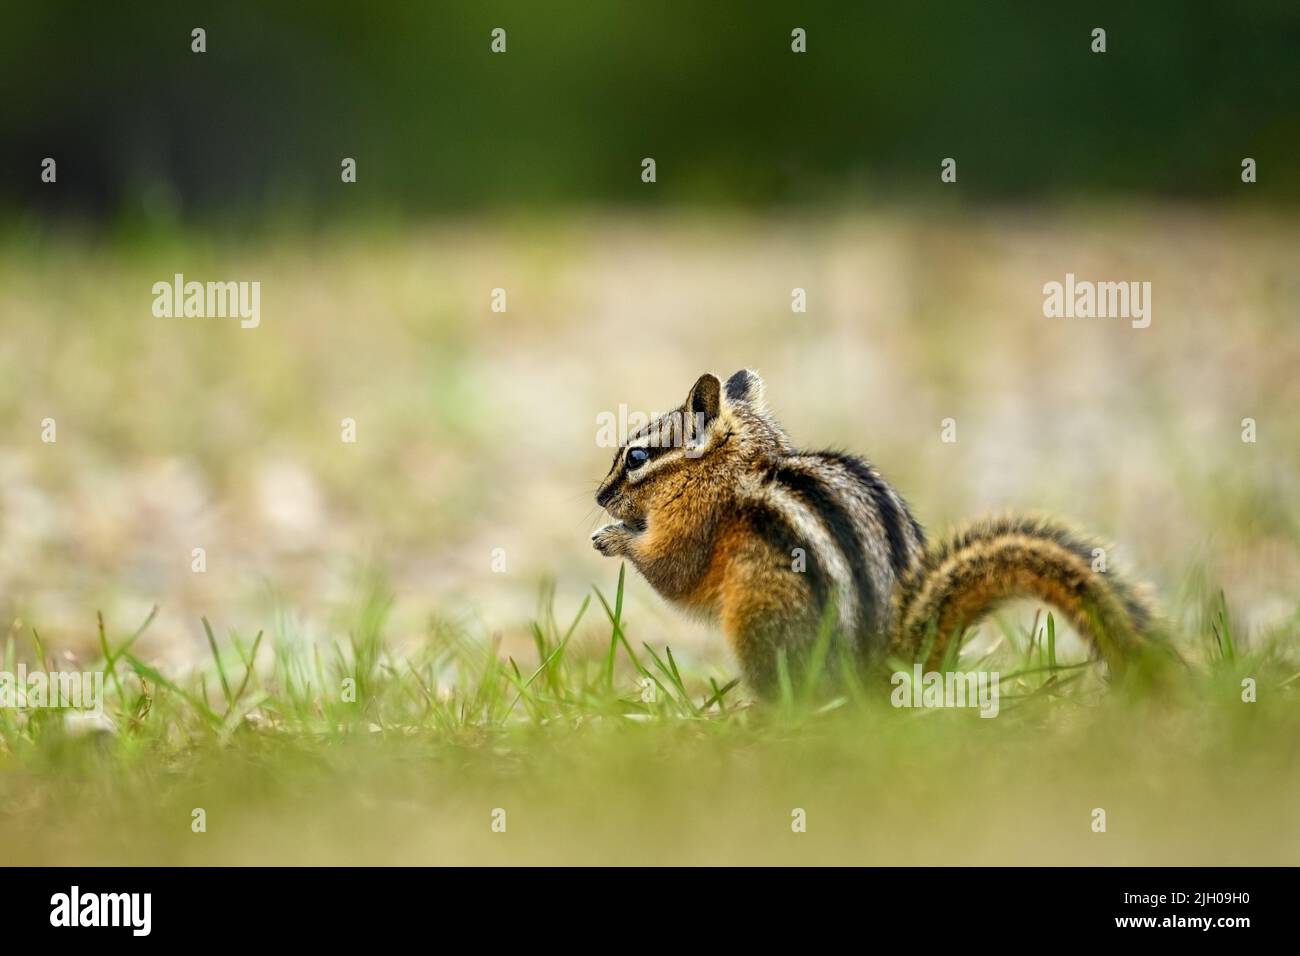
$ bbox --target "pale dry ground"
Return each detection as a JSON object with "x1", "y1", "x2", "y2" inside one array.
[{"x1": 1, "y1": 207, "x2": 1298, "y2": 675}]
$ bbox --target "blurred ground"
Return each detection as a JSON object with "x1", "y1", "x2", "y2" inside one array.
[
  {"x1": 9, "y1": 703, "x2": 1300, "y2": 866},
  {"x1": 1, "y1": 207, "x2": 1297, "y2": 672}
]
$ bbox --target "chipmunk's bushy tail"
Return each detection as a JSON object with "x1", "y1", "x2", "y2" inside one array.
[{"x1": 888, "y1": 515, "x2": 1159, "y2": 672}]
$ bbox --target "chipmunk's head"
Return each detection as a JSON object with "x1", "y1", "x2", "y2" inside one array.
[{"x1": 595, "y1": 369, "x2": 791, "y2": 524}]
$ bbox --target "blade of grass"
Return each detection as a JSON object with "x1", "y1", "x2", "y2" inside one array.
[{"x1": 202, "y1": 617, "x2": 234, "y2": 709}]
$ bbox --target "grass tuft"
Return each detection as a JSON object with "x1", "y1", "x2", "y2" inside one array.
[{"x1": 0, "y1": 569, "x2": 1296, "y2": 865}]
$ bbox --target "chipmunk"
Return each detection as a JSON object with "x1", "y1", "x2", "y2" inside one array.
[{"x1": 592, "y1": 369, "x2": 1158, "y2": 697}]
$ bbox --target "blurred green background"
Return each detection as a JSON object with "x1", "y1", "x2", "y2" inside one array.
[
  {"x1": 2, "y1": 0, "x2": 1299, "y2": 869},
  {"x1": 2, "y1": 0, "x2": 1298, "y2": 222},
  {"x1": 1, "y1": 1, "x2": 1297, "y2": 672}
]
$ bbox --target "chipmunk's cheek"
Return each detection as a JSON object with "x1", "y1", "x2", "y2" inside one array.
[
  {"x1": 620, "y1": 501, "x2": 649, "y2": 526},
  {"x1": 606, "y1": 493, "x2": 640, "y2": 523}
]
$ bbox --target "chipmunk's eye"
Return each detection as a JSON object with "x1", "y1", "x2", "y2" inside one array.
[{"x1": 626, "y1": 447, "x2": 650, "y2": 471}]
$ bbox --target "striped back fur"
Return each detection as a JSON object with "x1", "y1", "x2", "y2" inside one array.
[{"x1": 763, "y1": 451, "x2": 925, "y2": 652}]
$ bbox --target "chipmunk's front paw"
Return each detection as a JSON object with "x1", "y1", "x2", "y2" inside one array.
[{"x1": 592, "y1": 521, "x2": 636, "y2": 557}]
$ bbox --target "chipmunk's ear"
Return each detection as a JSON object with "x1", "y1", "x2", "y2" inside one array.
[
  {"x1": 684, "y1": 372, "x2": 722, "y2": 436},
  {"x1": 724, "y1": 368, "x2": 765, "y2": 406}
]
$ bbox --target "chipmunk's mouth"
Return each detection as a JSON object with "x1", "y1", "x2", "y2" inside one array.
[{"x1": 598, "y1": 491, "x2": 646, "y2": 529}]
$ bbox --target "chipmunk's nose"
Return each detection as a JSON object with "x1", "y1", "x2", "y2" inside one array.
[{"x1": 596, "y1": 486, "x2": 614, "y2": 508}]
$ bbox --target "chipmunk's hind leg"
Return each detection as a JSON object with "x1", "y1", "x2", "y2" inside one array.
[{"x1": 718, "y1": 527, "x2": 844, "y2": 699}]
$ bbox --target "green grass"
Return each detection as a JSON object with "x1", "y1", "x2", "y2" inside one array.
[{"x1": 1, "y1": 566, "x2": 1297, "y2": 866}]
